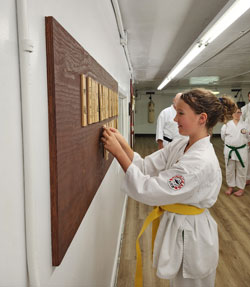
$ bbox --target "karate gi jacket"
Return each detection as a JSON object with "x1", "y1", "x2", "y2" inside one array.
[
  {"x1": 156, "y1": 105, "x2": 179, "y2": 145},
  {"x1": 122, "y1": 136, "x2": 220, "y2": 279},
  {"x1": 241, "y1": 102, "x2": 250, "y2": 126},
  {"x1": 221, "y1": 120, "x2": 249, "y2": 165}
]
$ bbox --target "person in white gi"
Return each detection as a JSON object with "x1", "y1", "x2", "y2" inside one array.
[
  {"x1": 156, "y1": 93, "x2": 182, "y2": 149},
  {"x1": 101, "y1": 88, "x2": 236, "y2": 287},
  {"x1": 241, "y1": 91, "x2": 250, "y2": 185},
  {"x1": 221, "y1": 108, "x2": 249, "y2": 196}
]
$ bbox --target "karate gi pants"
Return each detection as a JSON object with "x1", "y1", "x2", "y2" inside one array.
[
  {"x1": 225, "y1": 159, "x2": 247, "y2": 189},
  {"x1": 170, "y1": 262, "x2": 216, "y2": 287}
]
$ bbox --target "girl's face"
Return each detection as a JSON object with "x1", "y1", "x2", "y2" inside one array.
[
  {"x1": 232, "y1": 109, "x2": 242, "y2": 121},
  {"x1": 174, "y1": 99, "x2": 206, "y2": 136}
]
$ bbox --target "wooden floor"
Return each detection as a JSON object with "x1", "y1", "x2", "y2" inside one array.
[{"x1": 116, "y1": 135, "x2": 250, "y2": 287}]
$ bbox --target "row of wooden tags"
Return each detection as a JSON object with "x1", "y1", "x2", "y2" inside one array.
[{"x1": 81, "y1": 75, "x2": 118, "y2": 126}]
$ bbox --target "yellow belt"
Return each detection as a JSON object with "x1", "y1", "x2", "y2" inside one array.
[{"x1": 135, "y1": 204, "x2": 205, "y2": 287}]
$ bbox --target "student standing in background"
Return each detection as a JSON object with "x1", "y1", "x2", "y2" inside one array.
[
  {"x1": 221, "y1": 107, "x2": 250, "y2": 196},
  {"x1": 155, "y1": 93, "x2": 182, "y2": 149}
]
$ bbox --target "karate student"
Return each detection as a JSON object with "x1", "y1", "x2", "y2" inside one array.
[
  {"x1": 101, "y1": 88, "x2": 236, "y2": 287},
  {"x1": 221, "y1": 107, "x2": 249, "y2": 196},
  {"x1": 155, "y1": 93, "x2": 182, "y2": 149}
]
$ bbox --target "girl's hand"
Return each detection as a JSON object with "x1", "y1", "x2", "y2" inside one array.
[
  {"x1": 109, "y1": 127, "x2": 128, "y2": 147},
  {"x1": 101, "y1": 127, "x2": 123, "y2": 157},
  {"x1": 101, "y1": 127, "x2": 133, "y2": 172}
]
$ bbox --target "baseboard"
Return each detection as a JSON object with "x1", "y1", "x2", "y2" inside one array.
[{"x1": 110, "y1": 195, "x2": 128, "y2": 287}]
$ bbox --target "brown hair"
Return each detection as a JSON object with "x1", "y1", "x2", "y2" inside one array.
[{"x1": 181, "y1": 88, "x2": 237, "y2": 133}]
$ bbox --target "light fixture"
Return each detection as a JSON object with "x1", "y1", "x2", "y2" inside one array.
[
  {"x1": 158, "y1": 45, "x2": 205, "y2": 90},
  {"x1": 157, "y1": 0, "x2": 250, "y2": 90},
  {"x1": 200, "y1": 0, "x2": 250, "y2": 46},
  {"x1": 189, "y1": 76, "x2": 219, "y2": 85},
  {"x1": 211, "y1": 91, "x2": 220, "y2": 95}
]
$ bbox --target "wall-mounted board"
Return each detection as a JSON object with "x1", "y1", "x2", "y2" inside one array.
[{"x1": 45, "y1": 16, "x2": 118, "y2": 266}]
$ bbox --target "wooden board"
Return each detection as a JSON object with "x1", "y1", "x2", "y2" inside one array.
[{"x1": 45, "y1": 16, "x2": 118, "y2": 266}]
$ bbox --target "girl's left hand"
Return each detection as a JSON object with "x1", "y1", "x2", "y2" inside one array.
[{"x1": 101, "y1": 127, "x2": 122, "y2": 157}]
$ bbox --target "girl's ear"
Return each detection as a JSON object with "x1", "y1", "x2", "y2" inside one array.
[{"x1": 199, "y1": 113, "x2": 207, "y2": 125}]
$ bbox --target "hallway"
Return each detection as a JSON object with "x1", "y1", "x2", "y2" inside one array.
[{"x1": 116, "y1": 135, "x2": 250, "y2": 287}]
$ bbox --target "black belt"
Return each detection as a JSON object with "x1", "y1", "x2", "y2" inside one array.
[{"x1": 163, "y1": 136, "x2": 173, "y2": 142}]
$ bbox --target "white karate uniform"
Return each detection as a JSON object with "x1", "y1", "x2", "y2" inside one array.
[
  {"x1": 241, "y1": 103, "x2": 250, "y2": 180},
  {"x1": 241, "y1": 102, "x2": 250, "y2": 124},
  {"x1": 121, "y1": 136, "x2": 220, "y2": 286},
  {"x1": 221, "y1": 120, "x2": 249, "y2": 189},
  {"x1": 156, "y1": 105, "x2": 180, "y2": 147}
]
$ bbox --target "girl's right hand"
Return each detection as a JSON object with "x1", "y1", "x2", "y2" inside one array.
[
  {"x1": 101, "y1": 127, "x2": 122, "y2": 157},
  {"x1": 109, "y1": 128, "x2": 127, "y2": 146}
]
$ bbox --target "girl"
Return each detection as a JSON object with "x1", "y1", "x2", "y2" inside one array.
[
  {"x1": 221, "y1": 107, "x2": 249, "y2": 196},
  {"x1": 101, "y1": 88, "x2": 236, "y2": 287}
]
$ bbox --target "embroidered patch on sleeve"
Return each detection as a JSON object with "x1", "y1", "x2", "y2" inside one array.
[{"x1": 168, "y1": 175, "x2": 185, "y2": 190}]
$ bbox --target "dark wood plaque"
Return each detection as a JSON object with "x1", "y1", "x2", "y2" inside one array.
[{"x1": 45, "y1": 17, "x2": 118, "y2": 266}]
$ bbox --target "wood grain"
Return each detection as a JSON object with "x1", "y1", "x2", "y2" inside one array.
[
  {"x1": 45, "y1": 17, "x2": 118, "y2": 265},
  {"x1": 116, "y1": 135, "x2": 250, "y2": 287}
]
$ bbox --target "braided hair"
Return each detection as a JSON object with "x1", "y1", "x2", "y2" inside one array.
[{"x1": 181, "y1": 88, "x2": 237, "y2": 134}]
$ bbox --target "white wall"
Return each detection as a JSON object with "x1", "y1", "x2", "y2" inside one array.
[
  {"x1": 134, "y1": 91, "x2": 174, "y2": 134},
  {"x1": 0, "y1": 0, "x2": 28, "y2": 286},
  {"x1": 134, "y1": 87, "x2": 250, "y2": 135},
  {"x1": 0, "y1": 0, "x2": 130, "y2": 286}
]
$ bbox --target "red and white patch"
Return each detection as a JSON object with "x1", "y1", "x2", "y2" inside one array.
[{"x1": 168, "y1": 175, "x2": 185, "y2": 190}]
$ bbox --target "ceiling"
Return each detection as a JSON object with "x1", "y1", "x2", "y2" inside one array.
[{"x1": 117, "y1": 0, "x2": 250, "y2": 91}]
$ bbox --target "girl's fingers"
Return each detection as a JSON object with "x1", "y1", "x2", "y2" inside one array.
[
  {"x1": 103, "y1": 129, "x2": 111, "y2": 138},
  {"x1": 105, "y1": 128, "x2": 112, "y2": 136},
  {"x1": 102, "y1": 127, "x2": 117, "y2": 146},
  {"x1": 103, "y1": 126, "x2": 111, "y2": 134}
]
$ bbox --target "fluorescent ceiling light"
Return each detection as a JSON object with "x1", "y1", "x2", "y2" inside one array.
[
  {"x1": 157, "y1": 0, "x2": 250, "y2": 90},
  {"x1": 200, "y1": 0, "x2": 250, "y2": 45},
  {"x1": 211, "y1": 91, "x2": 220, "y2": 95},
  {"x1": 190, "y1": 76, "x2": 219, "y2": 85},
  {"x1": 158, "y1": 45, "x2": 205, "y2": 90}
]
